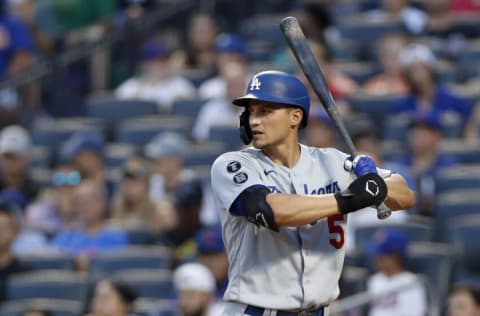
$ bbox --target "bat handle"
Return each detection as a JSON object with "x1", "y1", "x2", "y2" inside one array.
[{"x1": 377, "y1": 202, "x2": 391, "y2": 220}]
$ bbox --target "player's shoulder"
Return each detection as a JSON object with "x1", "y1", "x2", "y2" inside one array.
[
  {"x1": 300, "y1": 144, "x2": 349, "y2": 159},
  {"x1": 211, "y1": 148, "x2": 260, "y2": 176}
]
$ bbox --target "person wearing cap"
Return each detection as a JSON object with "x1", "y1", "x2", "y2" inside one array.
[
  {"x1": 148, "y1": 262, "x2": 223, "y2": 316},
  {"x1": 305, "y1": 108, "x2": 336, "y2": 148},
  {"x1": 198, "y1": 33, "x2": 249, "y2": 101},
  {"x1": 402, "y1": 111, "x2": 457, "y2": 216},
  {"x1": 195, "y1": 226, "x2": 228, "y2": 299},
  {"x1": 0, "y1": 125, "x2": 39, "y2": 208},
  {"x1": 391, "y1": 43, "x2": 473, "y2": 139},
  {"x1": 61, "y1": 130, "x2": 115, "y2": 200},
  {"x1": 115, "y1": 38, "x2": 196, "y2": 112},
  {"x1": 111, "y1": 156, "x2": 155, "y2": 231},
  {"x1": 367, "y1": 229, "x2": 427, "y2": 316},
  {"x1": 192, "y1": 60, "x2": 247, "y2": 142}
]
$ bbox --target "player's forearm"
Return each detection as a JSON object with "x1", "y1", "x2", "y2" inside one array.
[
  {"x1": 384, "y1": 173, "x2": 415, "y2": 210},
  {"x1": 266, "y1": 193, "x2": 339, "y2": 227}
]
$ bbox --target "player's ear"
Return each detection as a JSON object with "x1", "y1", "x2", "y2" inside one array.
[{"x1": 290, "y1": 108, "x2": 303, "y2": 128}]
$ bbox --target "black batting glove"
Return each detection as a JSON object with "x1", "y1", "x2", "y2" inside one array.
[{"x1": 334, "y1": 173, "x2": 388, "y2": 214}]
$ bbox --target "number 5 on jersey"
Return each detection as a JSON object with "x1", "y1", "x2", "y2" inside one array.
[{"x1": 327, "y1": 214, "x2": 345, "y2": 249}]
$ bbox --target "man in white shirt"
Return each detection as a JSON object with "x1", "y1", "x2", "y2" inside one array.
[{"x1": 367, "y1": 229, "x2": 427, "y2": 316}]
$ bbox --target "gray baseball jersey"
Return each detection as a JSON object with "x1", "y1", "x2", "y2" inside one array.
[{"x1": 211, "y1": 144, "x2": 391, "y2": 310}]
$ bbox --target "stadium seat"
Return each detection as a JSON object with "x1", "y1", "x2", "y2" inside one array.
[
  {"x1": 340, "y1": 266, "x2": 368, "y2": 297},
  {"x1": 30, "y1": 146, "x2": 51, "y2": 168},
  {"x1": 345, "y1": 94, "x2": 396, "y2": 134},
  {"x1": 31, "y1": 118, "x2": 103, "y2": 149},
  {"x1": 112, "y1": 269, "x2": 174, "y2": 300},
  {"x1": 138, "y1": 299, "x2": 181, "y2": 316},
  {"x1": 439, "y1": 142, "x2": 480, "y2": 164},
  {"x1": 434, "y1": 190, "x2": 480, "y2": 242},
  {"x1": 171, "y1": 99, "x2": 205, "y2": 121},
  {"x1": 406, "y1": 242, "x2": 453, "y2": 304},
  {"x1": 184, "y1": 142, "x2": 226, "y2": 167},
  {"x1": 209, "y1": 125, "x2": 244, "y2": 151},
  {"x1": 435, "y1": 165, "x2": 480, "y2": 194},
  {"x1": 114, "y1": 116, "x2": 190, "y2": 146},
  {"x1": 449, "y1": 215, "x2": 480, "y2": 279},
  {"x1": 337, "y1": 18, "x2": 403, "y2": 44},
  {"x1": 126, "y1": 229, "x2": 155, "y2": 245},
  {"x1": 89, "y1": 246, "x2": 172, "y2": 277},
  {"x1": 85, "y1": 97, "x2": 158, "y2": 127},
  {"x1": 354, "y1": 218, "x2": 434, "y2": 252},
  {"x1": 6, "y1": 271, "x2": 90, "y2": 303},
  {"x1": 0, "y1": 298, "x2": 82, "y2": 316},
  {"x1": 17, "y1": 253, "x2": 76, "y2": 271},
  {"x1": 335, "y1": 62, "x2": 378, "y2": 84},
  {"x1": 104, "y1": 143, "x2": 136, "y2": 168}
]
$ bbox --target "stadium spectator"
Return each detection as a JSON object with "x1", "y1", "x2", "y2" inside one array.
[
  {"x1": 23, "y1": 165, "x2": 81, "y2": 236},
  {"x1": 450, "y1": 0, "x2": 480, "y2": 13},
  {"x1": 61, "y1": 130, "x2": 114, "y2": 199},
  {"x1": 448, "y1": 283, "x2": 480, "y2": 316},
  {"x1": 195, "y1": 227, "x2": 228, "y2": 299},
  {"x1": 149, "y1": 262, "x2": 222, "y2": 316},
  {"x1": 115, "y1": 38, "x2": 196, "y2": 112},
  {"x1": 50, "y1": 180, "x2": 128, "y2": 267},
  {"x1": 159, "y1": 179, "x2": 205, "y2": 264},
  {"x1": 367, "y1": 229, "x2": 427, "y2": 316},
  {"x1": 364, "y1": 0, "x2": 428, "y2": 35},
  {"x1": 20, "y1": 310, "x2": 52, "y2": 316},
  {"x1": 144, "y1": 132, "x2": 194, "y2": 202},
  {"x1": 392, "y1": 43, "x2": 473, "y2": 139},
  {"x1": 401, "y1": 111, "x2": 457, "y2": 216},
  {"x1": 88, "y1": 279, "x2": 138, "y2": 316},
  {"x1": 305, "y1": 108, "x2": 336, "y2": 148},
  {"x1": 198, "y1": 33, "x2": 248, "y2": 100},
  {"x1": 0, "y1": 200, "x2": 29, "y2": 302},
  {"x1": 111, "y1": 156, "x2": 155, "y2": 230},
  {"x1": 363, "y1": 33, "x2": 410, "y2": 96},
  {"x1": 193, "y1": 60, "x2": 246, "y2": 142},
  {"x1": 0, "y1": 125, "x2": 39, "y2": 208},
  {"x1": 183, "y1": 13, "x2": 218, "y2": 73},
  {"x1": 150, "y1": 199, "x2": 177, "y2": 237}
]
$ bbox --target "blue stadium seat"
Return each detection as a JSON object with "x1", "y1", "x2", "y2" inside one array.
[
  {"x1": 6, "y1": 271, "x2": 89, "y2": 302},
  {"x1": 104, "y1": 143, "x2": 136, "y2": 168},
  {"x1": 435, "y1": 165, "x2": 480, "y2": 194},
  {"x1": 113, "y1": 269, "x2": 174, "y2": 300},
  {"x1": 85, "y1": 97, "x2": 158, "y2": 127},
  {"x1": 449, "y1": 215, "x2": 480, "y2": 280},
  {"x1": 209, "y1": 125, "x2": 244, "y2": 151},
  {"x1": 434, "y1": 190, "x2": 480, "y2": 242},
  {"x1": 354, "y1": 219, "x2": 434, "y2": 252},
  {"x1": 439, "y1": 142, "x2": 480, "y2": 164},
  {"x1": 184, "y1": 142, "x2": 226, "y2": 167},
  {"x1": 335, "y1": 62, "x2": 378, "y2": 84},
  {"x1": 89, "y1": 246, "x2": 172, "y2": 277},
  {"x1": 171, "y1": 99, "x2": 205, "y2": 120},
  {"x1": 31, "y1": 118, "x2": 103, "y2": 149},
  {"x1": 406, "y1": 242, "x2": 453, "y2": 304},
  {"x1": 340, "y1": 266, "x2": 368, "y2": 298},
  {"x1": 337, "y1": 18, "x2": 403, "y2": 43},
  {"x1": 114, "y1": 116, "x2": 190, "y2": 146},
  {"x1": 30, "y1": 146, "x2": 51, "y2": 168},
  {"x1": 142, "y1": 299, "x2": 181, "y2": 316},
  {"x1": 0, "y1": 298, "x2": 82, "y2": 316},
  {"x1": 17, "y1": 254, "x2": 76, "y2": 271},
  {"x1": 126, "y1": 229, "x2": 155, "y2": 245}
]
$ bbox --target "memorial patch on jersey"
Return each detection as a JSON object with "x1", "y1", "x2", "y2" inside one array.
[
  {"x1": 233, "y1": 172, "x2": 248, "y2": 184},
  {"x1": 227, "y1": 161, "x2": 242, "y2": 173}
]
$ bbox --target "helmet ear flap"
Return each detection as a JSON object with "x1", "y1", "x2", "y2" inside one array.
[{"x1": 239, "y1": 110, "x2": 252, "y2": 145}]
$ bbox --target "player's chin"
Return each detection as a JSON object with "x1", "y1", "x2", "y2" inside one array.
[{"x1": 252, "y1": 139, "x2": 267, "y2": 149}]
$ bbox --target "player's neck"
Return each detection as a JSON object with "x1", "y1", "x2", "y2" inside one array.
[{"x1": 262, "y1": 138, "x2": 301, "y2": 168}]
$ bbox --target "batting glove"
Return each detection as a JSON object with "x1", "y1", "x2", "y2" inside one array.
[{"x1": 344, "y1": 155, "x2": 377, "y2": 177}]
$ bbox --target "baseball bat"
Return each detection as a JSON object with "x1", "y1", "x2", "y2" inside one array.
[{"x1": 280, "y1": 16, "x2": 391, "y2": 220}]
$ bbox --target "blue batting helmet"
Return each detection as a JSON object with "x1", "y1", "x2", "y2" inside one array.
[{"x1": 233, "y1": 71, "x2": 310, "y2": 127}]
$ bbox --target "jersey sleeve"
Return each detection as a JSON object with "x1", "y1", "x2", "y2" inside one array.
[{"x1": 210, "y1": 152, "x2": 265, "y2": 213}]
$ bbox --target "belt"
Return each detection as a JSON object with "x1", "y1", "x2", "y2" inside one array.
[{"x1": 244, "y1": 305, "x2": 325, "y2": 316}]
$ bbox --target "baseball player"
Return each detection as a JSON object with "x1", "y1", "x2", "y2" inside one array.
[{"x1": 210, "y1": 71, "x2": 415, "y2": 316}]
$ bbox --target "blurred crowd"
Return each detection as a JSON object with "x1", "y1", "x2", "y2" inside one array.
[{"x1": 0, "y1": 0, "x2": 480, "y2": 315}]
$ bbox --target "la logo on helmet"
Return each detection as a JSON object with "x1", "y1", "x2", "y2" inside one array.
[{"x1": 250, "y1": 77, "x2": 261, "y2": 91}]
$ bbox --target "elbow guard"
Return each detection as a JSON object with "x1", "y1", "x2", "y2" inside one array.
[{"x1": 229, "y1": 185, "x2": 279, "y2": 232}]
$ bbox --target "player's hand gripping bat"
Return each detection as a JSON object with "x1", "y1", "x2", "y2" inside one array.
[{"x1": 280, "y1": 16, "x2": 391, "y2": 219}]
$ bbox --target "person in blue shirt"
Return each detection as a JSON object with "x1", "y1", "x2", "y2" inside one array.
[
  {"x1": 392, "y1": 43, "x2": 473, "y2": 139},
  {"x1": 50, "y1": 179, "x2": 128, "y2": 269}
]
